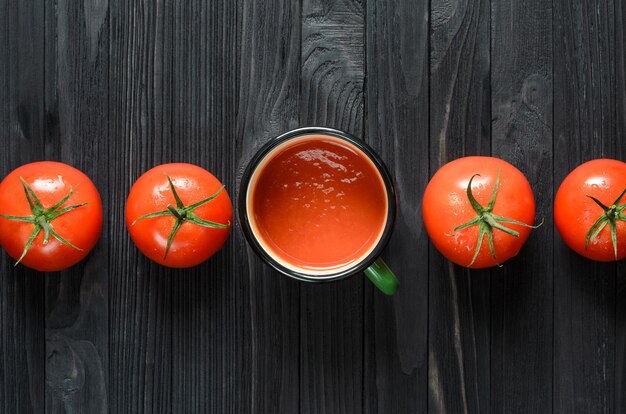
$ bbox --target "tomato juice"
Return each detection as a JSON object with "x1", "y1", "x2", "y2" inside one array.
[{"x1": 247, "y1": 135, "x2": 388, "y2": 275}]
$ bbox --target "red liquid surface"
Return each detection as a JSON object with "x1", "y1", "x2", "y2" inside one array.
[{"x1": 250, "y1": 135, "x2": 388, "y2": 273}]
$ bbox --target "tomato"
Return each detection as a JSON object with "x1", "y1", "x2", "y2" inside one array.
[
  {"x1": 554, "y1": 159, "x2": 626, "y2": 262},
  {"x1": 0, "y1": 161, "x2": 103, "y2": 271},
  {"x1": 126, "y1": 163, "x2": 232, "y2": 268},
  {"x1": 422, "y1": 156, "x2": 539, "y2": 268}
]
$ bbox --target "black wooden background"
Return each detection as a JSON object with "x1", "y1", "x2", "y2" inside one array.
[{"x1": 1, "y1": 0, "x2": 625, "y2": 412}]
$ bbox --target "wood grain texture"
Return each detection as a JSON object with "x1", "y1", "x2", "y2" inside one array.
[
  {"x1": 236, "y1": 0, "x2": 301, "y2": 412},
  {"x1": 429, "y1": 0, "x2": 491, "y2": 412},
  {"x1": 299, "y1": 1, "x2": 365, "y2": 412},
  {"x1": 43, "y1": 0, "x2": 109, "y2": 412},
  {"x1": 553, "y1": 0, "x2": 621, "y2": 412},
  {"x1": 3, "y1": 0, "x2": 626, "y2": 412},
  {"x1": 618, "y1": 269, "x2": 626, "y2": 413},
  {"x1": 491, "y1": 0, "x2": 553, "y2": 412},
  {"x1": 167, "y1": 0, "x2": 243, "y2": 412},
  {"x1": 0, "y1": 0, "x2": 46, "y2": 413},
  {"x1": 0, "y1": 269, "x2": 44, "y2": 414},
  {"x1": 364, "y1": 0, "x2": 429, "y2": 412},
  {"x1": 108, "y1": 1, "x2": 173, "y2": 412},
  {"x1": 616, "y1": 3, "x2": 626, "y2": 414}
]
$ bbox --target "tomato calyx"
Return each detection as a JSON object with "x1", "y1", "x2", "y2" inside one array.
[
  {"x1": 132, "y1": 175, "x2": 230, "y2": 259},
  {"x1": 585, "y1": 187, "x2": 626, "y2": 260},
  {"x1": 0, "y1": 177, "x2": 87, "y2": 266},
  {"x1": 448, "y1": 172, "x2": 543, "y2": 267}
]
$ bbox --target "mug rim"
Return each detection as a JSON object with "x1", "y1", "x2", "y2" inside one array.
[{"x1": 238, "y1": 126, "x2": 396, "y2": 283}]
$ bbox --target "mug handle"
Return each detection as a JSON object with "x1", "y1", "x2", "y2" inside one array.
[{"x1": 364, "y1": 258, "x2": 399, "y2": 295}]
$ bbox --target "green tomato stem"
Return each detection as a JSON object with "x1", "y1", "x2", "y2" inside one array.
[
  {"x1": 1, "y1": 177, "x2": 86, "y2": 267},
  {"x1": 584, "y1": 188, "x2": 626, "y2": 260},
  {"x1": 448, "y1": 171, "x2": 542, "y2": 267},
  {"x1": 132, "y1": 175, "x2": 231, "y2": 260}
]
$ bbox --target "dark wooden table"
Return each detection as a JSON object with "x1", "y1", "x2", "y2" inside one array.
[{"x1": 1, "y1": 0, "x2": 625, "y2": 412}]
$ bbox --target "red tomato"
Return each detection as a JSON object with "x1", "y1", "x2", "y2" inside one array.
[
  {"x1": 422, "y1": 156, "x2": 539, "y2": 268},
  {"x1": 0, "y1": 161, "x2": 103, "y2": 271},
  {"x1": 554, "y1": 159, "x2": 626, "y2": 262},
  {"x1": 126, "y1": 163, "x2": 232, "y2": 268}
]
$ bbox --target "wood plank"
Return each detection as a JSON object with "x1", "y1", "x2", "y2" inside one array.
[
  {"x1": 617, "y1": 267, "x2": 626, "y2": 414},
  {"x1": 298, "y1": 1, "x2": 365, "y2": 412},
  {"x1": 490, "y1": 0, "x2": 553, "y2": 412},
  {"x1": 43, "y1": 0, "x2": 109, "y2": 412},
  {"x1": 235, "y1": 0, "x2": 302, "y2": 411},
  {"x1": 168, "y1": 0, "x2": 244, "y2": 411},
  {"x1": 0, "y1": 0, "x2": 46, "y2": 412},
  {"x1": 553, "y1": 0, "x2": 621, "y2": 411},
  {"x1": 616, "y1": 3, "x2": 626, "y2": 411},
  {"x1": 363, "y1": 0, "x2": 429, "y2": 412},
  {"x1": 108, "y1": 1, "x2": 173, "y2": 412},
  {"x1": 0, "y1": 269, "x2": 44, "y2": 414},
  {"x1": 428, "y1": 0, "x2": 492, "y2": 412}
]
